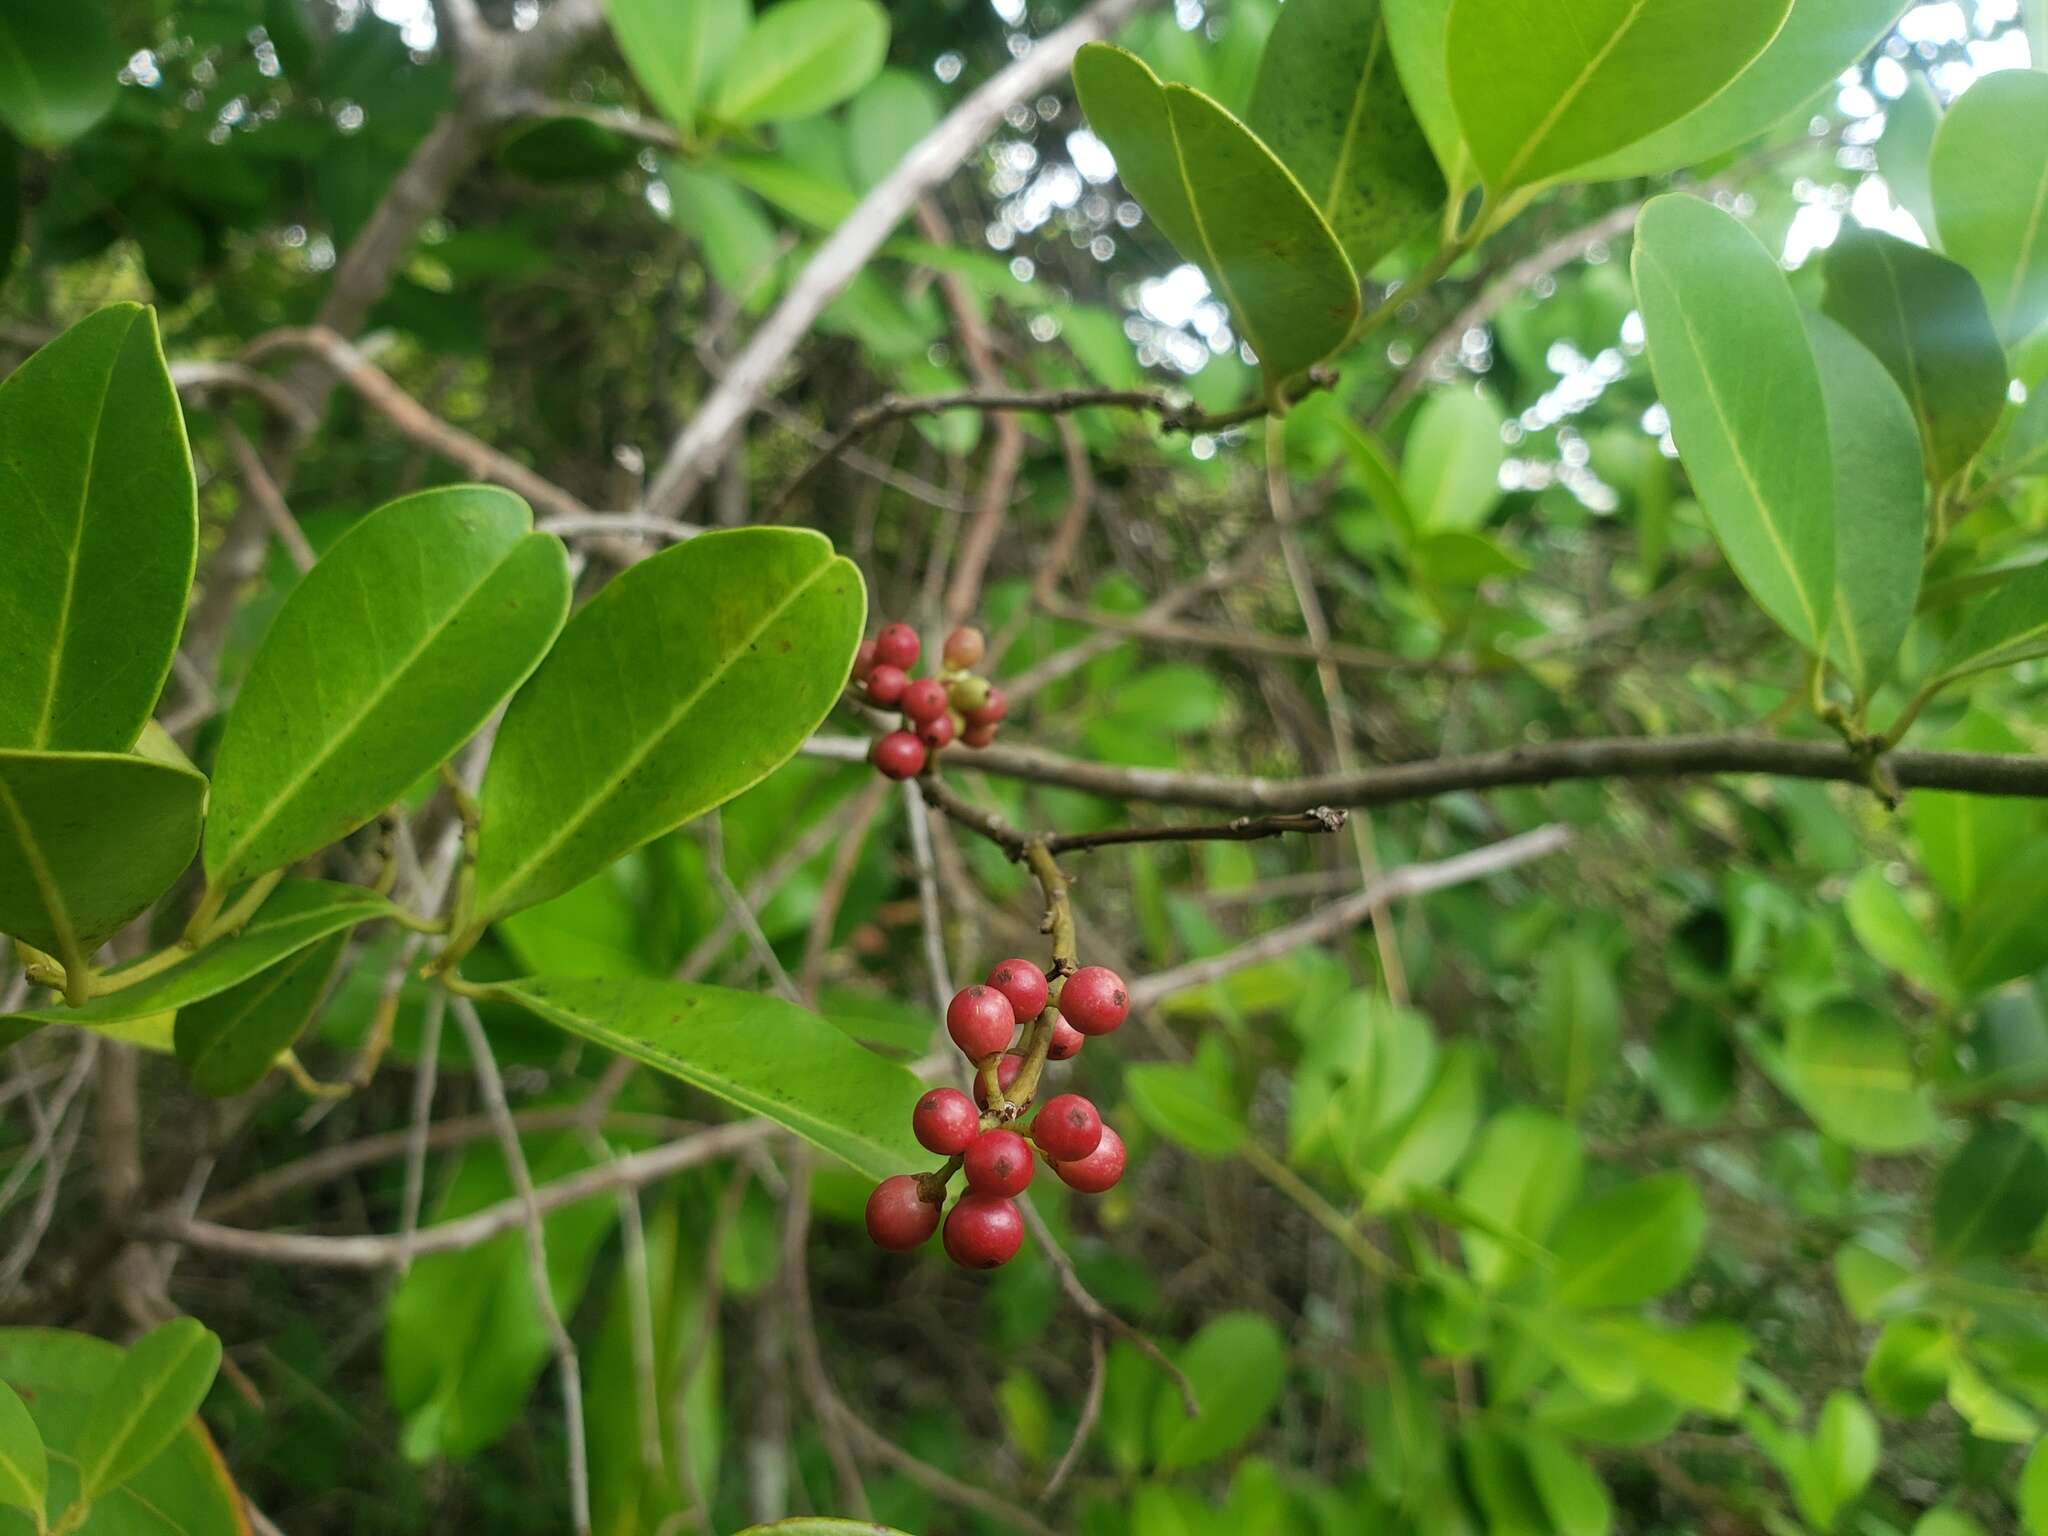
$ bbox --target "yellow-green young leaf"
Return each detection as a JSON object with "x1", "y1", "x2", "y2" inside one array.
[
  {"x1": 1819, "y1": 226, "x2": 2008, "y2": 486},
  {"x1": 0, "y1": 1328, "x2": 241, "y2": 1534},
  {"x1": 1073, "y1": 44, "x2": 1358, "y2": 391},
  {"x1": 1595, "y1": 1318, "x2": 1750, "y2": 1418},
  {"x1": 0, "y1": 305, "x2": 196, "y2": 752},
  {"x1": 1289, "y1": 994, "x2": 1434, "y2": 1165},
  {"x1": 469, "y1": 528, "x2": 863, "y2": 928},
  {"x1": 1914, "y1": 1508, "x2": 1989, "y2": 1536},
  {"x1": 1833, "y1": 1236, "x2": 1921, "y2": 1322},
  {"x1": 1443, "y1": 0, "x2": 1791, "y2": 193},
  {"x1": 1455, "y1": 1109, "x2": 1581, "y2": 1291},
  {"x1": 1548, "y1": 1172, "x2": 1706, "y2": 1311},
  {"x1": 1633, "y1": 196, "x2": 1834, "y2": 652},
  {"x1": 0, "y1": 1379, "x2": 44, "y2": 1521},
  {"x1": 0, "y1": 2, "x2": 120, "y2": 147},
  {"x1": 1878, "y1": 73, "x2": 1942, "y2": 239},
  {"x1": 1804, "y1": 312, "x2": 1924, "y2": 698},
  {"x1": 1351, "y1": 1042, "x2": 1480, "y2": 1211},
  {"x1": 1908, "y1": 709, "x2": 2034, "y2": 910},
  {"x1": 2020, "y1": 1437, "x2": 2048, "y2": 1536},
  {"x1": 1947, "y1": 1356, "x2": 2039, "y2": 1443},
  {"x1": 1382, "y1": 0, "x2": 1471, "y2": 194},
  {"x1": 1528, "y1": 932, "x2": 1620, "y2": 1112},
  {"x1": 1842, "y1": 866, "x2": 1951, "y2": 998},
  {"x1": 1794, "y1": 1392, "x2": 1880, "y2": 1531},
  {"x1": 709, "y1": 0, "x2": 887, "y2": 127},
  {"x1": 1932, "y1": 560, "x2": 2048, "y2": 687},
  {"x1": 1245, "y1": 0, "x2": 1444, "y2": 279},
  {"x1": 1522, "y1": 1429, "x2": 1613, "y2": 1536},
  {"x1": 205, "y1": 486, "x2": 571, "y2": 890},
  {"x1": 1571, "y1": 0, "x2": 1910, "y2": 180},
  {"x1": 1401, "y1": 386, "x2": 1506, "y2": 534},
  {"x1": 2, "y1": 882, "x2": 392, "y2": 1044},
  {"x1": 74, "y1": 1318, "x2": 221, "y2": 1500},
  {"x1": 736, "y1": 1525, "x2": 916, "y2": 1535},
  {"x1": 1150, "y1": 1311, "x2": 1286, "y2": 1470},
  {"x1": 1862, "y1": 1315, "x2": 1952, "y2": 1417},
  {"x1": 847, "y1": 70, "x2": 939, "y2": 191},
  {"x1": 174, "y1": 927, "x2": 348, "y2": 1097},
  {"x1": 602, "y1": 0, "x2": 747, "y2": 137},
  {"x1": 495, "y1": 976, "x2": 926, "y2": 1180},
  {"x1": 1782, "y1": 1000, "x2": 1940, "y2": 1152},
  {"x1": 1931, "y1": 68, "x2": 2048, "y2": 345},
  {"x1": 0, "y1": 750, "x2": 205, "y2": 978},
  {"x1": 1933, "y1": 1121, "x2": 2048, "y2": 1263},
  {"x1": 1126, "y1": 1062, "x2": 1247, "y2": 1157},
  {"x1": 1949, "y1": 849, "x2": 2048, "y2": 995}
]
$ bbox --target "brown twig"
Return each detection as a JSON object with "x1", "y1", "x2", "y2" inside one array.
[{"x1": 1039, "y1": 1325, "x2": 1106, "y2": 1504}]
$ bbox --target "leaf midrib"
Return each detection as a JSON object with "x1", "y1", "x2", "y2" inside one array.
[
  {"x1": 1496, "y1": 0, "x2": 1651, "y2": 190},
  {"x1": 1321, "y1": 21, "x2": 1388, "y2": 226},
  {"x1": 478, "y1": 555, "x2": 836, "y2": 919},
  {"x1": 0, "y1": 768, "x2": 79, "y2": 973}
]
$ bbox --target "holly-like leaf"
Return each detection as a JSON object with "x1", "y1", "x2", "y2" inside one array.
[
  {"x1": 0, "y1": 750, "x2": 205, "y2": 979},
  {"x1": 1931, "y1": 68, "x2": 2048, "y2": 345},
  {"x1": 1245, "y1": 0, "x2": 1445, "y2": 279},
  {"x1": 709, "y1": 0, "x2": 888, "y2": 128},
  {"x1": 73, "y1": 1318, "x2": 221, "y2": 1500},
  {"x1": 1073, "y1": 43, "x2": 1358, "y2": 391},
  {"x1": 494, "y1": 975, "x2": 926, "y2": 1181},
  {"x1": 1820, "y1": 226, "x2": 2007, "y2": 486},
  {"x1": 468, "y1": 528, "x2": 863, "y2": 930},
  {"x1": 1632, "y1": 196, "x2": 1834, "y2": 652},
  {"x1": 206, "y1": 486, "x2": 571, "y2": 891},
  {"x1": 1443, "y1": 0, "x2": 1791, "y2": 192},
  {"x1": 0, "y1": 305, "x2": 196, "y2": 752}
]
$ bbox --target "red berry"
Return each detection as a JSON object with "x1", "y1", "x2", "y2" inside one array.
[
  {"x1": 866, "y1": 1174, "x2": 941, "y2": 1250},
  {"x1": 912, "y1": 1088, "x2": 980, "y2": 1155},
  {"x1": 852, "y1": 638, "x2": 879, "y2": 683},
  {"x1": 975, "y1": 1054, "x2": 1024, "y2": 1110},
  {"x1": 964, "y1": 686, "x2": 1008, "y2": 728},
  {"x1": 985, "y1": 958, "x2": 1050, "y2": 1022},
  {"x1": 961, "y1": 721, "x2": 998, "y2": 749},
  {"x1": 946, "y1": 985, "x2": 1016, "y2": 1061},
  {"x1": 918, "y1": 713, "x2": 956, "y2": 751},
  {"x1": 1032, "y1": 1094, "x2": 1102, "y2": 1161},
  {"x1": 870, "y1": 730, "x2": 926, "y2": 781},
  {"x1": 944, "y1": 626, "x2": 987, "y2": 670},
  {"x1": 874, "y1": 623, "x2": 921, "y2": 671},
  {"x1": 1047, "y1": 1019, "x2": 1086, "y2": 1060},
  {"x1": 1059, "y1": 965, "x2": 1128, "y2": 1035},
  {"x1": 1054, "y1": 1124, "x2": 1125, "y2": 1194},
  {"x1": 943, "y1": 1192, "x2": 1024, "y2": 1268},
  {"x1": 963, "y1": 1128, "x2": 1035, "y2": 1196},
  {"x1": 900, "y1": 678, "x2": 949, "y2": 724},
  {"x1": 865, "y1": 664, "x2": 909, "y2": 706}
]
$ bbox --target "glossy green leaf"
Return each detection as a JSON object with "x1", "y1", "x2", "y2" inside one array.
[
  {"x1": 1572, "y1": 0, "x2": 1910, "y2": 180},
  {"x1": 470, "y1": 528, "x2": 863, "y2": 927},
  {"x1": 1549, "y1": 1172, "x2": 1705, "y2": 1311},
  {"x1": 1150, "y1": 1311, "x2": 1286, "y2": 1470},
  {"x1": 1782, "y1": 1000, "x2": 1940, "y2": 1151},
  {"x1": 0, "y1": 1328, "x2": 242, "y2": 1535},
  {"x1": 1931, "y1": 559, "x2": 2048, "y2": 687},
  {"x1": 1245, "y1": 0, "x2": 1444, "y2": 278},
  {"x1": 1443, "y1": 0, "x2": 1791, "y2": 192},
  {"x1": 1351, "y1": 1041, "x2": 1480, "y2": 1210},
  {"x1": 1909, "y1": 710, "x2": 2033, "y2": 909},
  {"x1": 0, "y1": 2, "x2": 120, "y2": 147},
  {"x1": 1523, "y1": 1429, "x2": 1612, "y2": 1536},
  {"x1": 174, "y1": 927, "x2": 348, "y2": 1097},
  {"x1": 1400, "y1": 386, "x2": 1505, "y2": 534},
  {"x1": 1932, "y1": 1121, "x2": 2048, "y2": 1262},
  {"x1": 1528, "y1": 931, "x2": 1620, "y2": 1112},
  {"x1": 847, "y1": 69, "x2": 938, "y2": 190},
  {"x1": 1878, "y1": 73, "x2": 1942, "y2": 239},
  {"x1": 1820, "y1": 225, "x2": 2008, "y2": 485},
  {"x1": 0, "y1": 1379, "x2": 44, "y2": 1522},
  {"x1": 1950, "y1": 851, "x2": 2048, "y2": 995},
  {"x1": 1126, "y1": 1061, "x2": 1247, "y2": 1157},
  {"x1": 1455, "y1": 1109, "x2": 1580, "y2": 1291},
  {"x1": 0, "y1": 750, "x2": 205, "y2": 976},
  {"x1": 713, "y1": 151, "x2": 858, "y2": 229},
  {"x1": 495, "y1": 975, "x2": 925, "y2": 1179},
  {"x1": 1931, "y1": 68, "x2": 2048, "y2": 344},
  {"x1": 206, "y1": 486, "x2": 571, "y2": 889},
  {"x1": 1382, "y1": 0, "x2": 1469, "y2": 195},
  {"x1": 1290, "y1": 994, "x2": 1434, "y2": 1165},
  {"x1": 387, "y1": 1134, "x2": 620, "y2": 1461},
  {"x1": 2, "y1": 881, "x2": 393, "y2": 1039},
  {"x1": 1804, "y1": 312, "x2": 1925, "y2": 697},
  {"x1": 0, "y1": 305, "x2": 196, "y2": 752},
  {"x1": 604, "y1": 0, "x2": 747, "y2": 137},
  {"x1": 1843, "y1": 866, "x2": 1951, "y2": 998},
  {"x1": 710, "y1": 0, "x2": 887, "y2": 127},
  {"x1": 1633, "y1": 196, "x2": 1834, "y2": 652},
  {"x1": 74, "y1": 1317, "x2": 221, "y2": 1500},
  {"x1": 1862, "y1": 1315, "x2": 1952, "y2": 1417},
  {"x1": 1073, "y1": 44, "x2": 1358, "y2": 390},
  {"x1": 1595, "y1": 1318, "x2": 1749, "y2": 1417}
]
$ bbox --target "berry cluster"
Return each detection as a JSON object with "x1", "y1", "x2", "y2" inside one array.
[
  {"x1": 865, "y1": 957, "x2": 1130, "y2": 1269},
  {"x1": 855, "y1": 621, "x2": 1008, "y2": 781}
]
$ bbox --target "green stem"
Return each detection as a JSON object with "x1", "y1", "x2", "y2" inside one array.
[{"x1": 1239, "y1": 1140, "x2": 1396, "y2": 1280}]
